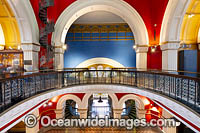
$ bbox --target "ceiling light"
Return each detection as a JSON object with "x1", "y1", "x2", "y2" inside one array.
[
  {"x1": 18, "y1": 45, "x2": 21, "y2": 50},
  {"x1": 48, "y1": 102, "x2": 53, "y2": 106},
  {"x1": 63, "y1": 44, "x2": 67, "y2": 50},
  {"x1": 151, "y1": 47, "x2": 156, "y2": 53},
  {"x1": 188, "y1": 14, "x2": 195, "y2": 18},
  {"x1": 133, "y1": 45, "x2": 136, "y2": 49}
]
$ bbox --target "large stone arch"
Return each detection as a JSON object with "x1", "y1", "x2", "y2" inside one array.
[
  {"x1": 7, "y1": 0, "x2": 40, "y2": 71},
  {"x1": 7, "y1": 0, "x2": 39, "y2": 44},
  {"x1": 52, "y1": 0, "x2": 148, "y2": 46},
  {"x1": 56, "y1": 94, "x2": 82, "y2": 119},
  {"x1": 160, "y1": 0, "x2": 191, "y2": 71},
  {"x1": 56, "y1": 94, "x2": 82, "y2": 110},
  {"x1": 76, "y1": 57, "x2": 125, "y2": 68},
  {"x1": 52, "y1": 0, "x2": 149, "y2": 69},
  {"x1": 118, "y1": 94, "x2": 145, "y2": 110},
  {"x1": 81, "y1": 92, "x2": 119, "y2": 109},
  {"x1": 180, "y1": 0, "x2": 200, "y2": 45}
]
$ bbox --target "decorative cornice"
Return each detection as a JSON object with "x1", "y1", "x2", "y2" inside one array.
[
  {"x1": 160, "y1": 43, "x2": 180, "y2": 51},
  {"x1": 21, "y1": 43, "x2": 40, "y2": 52},
  {"x1": 68, "y1": 23, "x2": 132, "y2": 33},
  {"x1": 135, "y1": 45, "x2": 148, "y2": 53},
  {"x1": 160, "y1": 41, "x2": 180, "y2": 45},
  {"x1": 178, "y1": 44, "x2": 197, "y2": 51},
  {"x1": 21, "y1": 43, "x2": 40, "y2": 47}
]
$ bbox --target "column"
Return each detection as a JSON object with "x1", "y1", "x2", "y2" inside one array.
[
  {"x1": 55, "y1": 109, "x2": 63, "y2": 119},
  {"x1": 26, "y1": 109, "x2": 39, "y2": 133},
  {"x1": 162, "y1": 110, "x2": 176, "y2": 133},
  {"x1": 137, "y1": 109, "x2": 146, "y2": 119},
  {"x1": 160, "y1": 42, "x2": 179, "y2": 71},
  {"x1": 135, "y1": 46, "x2": 148, "y2": 69},
  {"x1": 54, "y1": 47, "x2": 64, "y2": 70},
  {"x1": 21, "y1": 43, "x2": 40, "y2": 72},
  {"x1": 78, "y1": 109, "x2": 88, "y2": 118},
  {"x1": 113, "y1": 109, "x2": 123, "y2": 119}
]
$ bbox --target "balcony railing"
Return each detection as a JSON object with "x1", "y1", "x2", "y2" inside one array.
[{"x1": 0, "y1": 69, "x2": 199, "y2": 114}]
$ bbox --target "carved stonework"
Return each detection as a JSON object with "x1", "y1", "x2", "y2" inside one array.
[
  {"x1": 21, "y1": 43, "x2": 40, "y2": 52},
  {"x1": 69, "y1": 23, "x2": 132, "y2": 33},
  {"x1": 135, "y1": 46, "x2": 148, "y2": 53},
  {"x1": 160, "y1": 42, "x2": 180, "y2": 51}
]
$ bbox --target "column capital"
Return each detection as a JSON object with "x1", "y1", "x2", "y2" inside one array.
[
  {"x1": 113, "y1": 108, "x2": 123, "y2": 113},
  {"x1": 21, "y1": 43, "x2": 40, "y2": 52},
  {"x1": 113, "y1": 109, "x2": 123, "y2": 119},
  {"x1": 54, "y1": 46, "x2": 65, "y2": 54},
  {"x1": 137, "y1": 109, "x2": 147, "y2": 119},
  {"x1": 160, "y1": 42, "x2": 180, "y2": 51},
  {"x1": 78, "y1": 109, "x2": 88, "y2": 119},
  {"x1": 135, "y1": 45, "x2": 148, "y2": 53}
]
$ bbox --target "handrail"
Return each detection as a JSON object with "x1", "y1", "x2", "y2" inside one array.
[
  {"x1": 0, "y1": 69, "x2": 199, "y2": 115},
  {"x1": 113, "y1": 67, "x2": 200, "y2": 77}
]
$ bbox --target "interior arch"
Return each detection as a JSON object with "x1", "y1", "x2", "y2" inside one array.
[
  {"x1": 52, "y1": 0, "x2": 149, "y2": 46},
  {"x1": 76, "y1": 58, "x2": 125, "y2": 68}
]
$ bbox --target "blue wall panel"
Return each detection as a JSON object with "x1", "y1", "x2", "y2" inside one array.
[
  {"x1": 183, "y1": 50, "x2": 198, "y2": 72},
  {"x1": 64, "y1": 40, "x2": 136, "y2": 68}
]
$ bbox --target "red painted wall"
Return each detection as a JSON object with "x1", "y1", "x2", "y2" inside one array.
[
  {"x1": 30, "y1": 0, "x2": 168, "y2": 69},
  {"x1": 147, "y1": 46, "x2": 162, "y2": 70},
  {"x1": 38, "y1": 93, "x2": 85, "y2": 129}
]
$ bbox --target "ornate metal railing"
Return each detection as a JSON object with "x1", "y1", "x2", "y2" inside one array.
[{"x1": 0, "y1": 69, "x2": 199, "y2": 114}]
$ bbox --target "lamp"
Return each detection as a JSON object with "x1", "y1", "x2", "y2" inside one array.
[
  {"x1": 151, "y1": 47, "x2": 156, "y2": 53},
  {"x1": 63, "y1": 44, "x2": 67, "y2": 50},
  {"x1": 98, "y1": 96, "x2": 103, "y2": 103}
]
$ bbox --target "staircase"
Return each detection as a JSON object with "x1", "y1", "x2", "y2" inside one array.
[
  {"x1": 64, "y1": 100, "x2": 79, "y2": 119},
  {"x1": 122, "y1": 100, "x2": 137, "y2": 119},
  {"x1": 39, "y1": 0, "x2": 55, "y2": 62}
]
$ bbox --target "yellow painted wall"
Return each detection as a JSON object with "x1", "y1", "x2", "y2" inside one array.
[
  {"x1": 0, "y1": 0, "x2": 21, "y2": 50},
  {"x1": 180, "y1": 0, "x2": 200, "y2": 45},
  {"x1": 198, "y1": 28, "x2": 200, "y2": 43}
]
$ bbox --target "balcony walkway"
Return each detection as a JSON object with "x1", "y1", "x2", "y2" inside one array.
[{"x1": 0, "y1": 68, "x2": 199, "y2": 114}]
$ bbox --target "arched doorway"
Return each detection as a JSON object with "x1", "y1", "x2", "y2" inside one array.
[
  {"x1": 64, "y1": 100, "x2": 79, "y2": 119},
  {"x1": 121, "y1": 100, "x2": 137, "y2": 119},
  {"x1": 88, "y1": 93, "x2": 113, "y2": 118}
]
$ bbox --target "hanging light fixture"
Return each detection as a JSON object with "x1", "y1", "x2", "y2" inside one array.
[{"x1": 98, "y1": 96, "x2": 103, "y2": 103}]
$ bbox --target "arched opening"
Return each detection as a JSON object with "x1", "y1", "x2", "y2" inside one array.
[
  {"x1": 52, "y1": 0, "x2": 149, "y2": 69},
  {"x1": 76, "y1": 57, "x2": 124, "y2": 68},
  {"x1": 88, "y1": 93, "x2": 113, "y2": 118},
  {"x1": 121, "y1": 100, "x2": 137, "y2": 119},
  {"x1": 63, "y1": 11, "x2": 136, "y2": 68},
  {"x1": 0, "y1": 0, "x2": 23, "y2": 73},
  {"x1": 178, "y1": 0, "x2": 200, "y2": 73},
  {"x1": 64, "y1": 100, "x2": 79, "y2": 119}
]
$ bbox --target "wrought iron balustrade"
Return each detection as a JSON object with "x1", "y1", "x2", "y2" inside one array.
[{"x1": 0, "y1": 69, "x2": 199, "y2": 114}]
